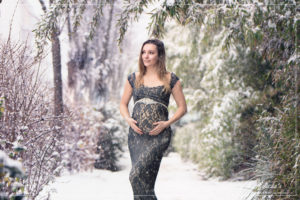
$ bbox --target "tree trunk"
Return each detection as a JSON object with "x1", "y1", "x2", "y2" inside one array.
[
  {"x1": 39, "y1": 0, "x2": 63, "y2": 116},
  {"x1": 67, "y1": 59, "x2": 77, "y2": 88},
  {"x1": 99, "y1": 1, "x2": 114, "y2": 63},
  {"x1": 51, "y1": 30, "x2": 63, "y2": 117}
]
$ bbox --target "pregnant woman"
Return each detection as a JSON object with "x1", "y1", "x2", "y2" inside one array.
[{"x1": 120, "y1": 39, "x2": 187, "y2": 199}]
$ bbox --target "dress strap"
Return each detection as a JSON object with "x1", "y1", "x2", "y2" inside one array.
[
  {"x1": 134, "y1": 98, "x2": 168, "y2": 110},
  {"x1": 170, "y1": 72, "x2": 179, "y2": 89}
]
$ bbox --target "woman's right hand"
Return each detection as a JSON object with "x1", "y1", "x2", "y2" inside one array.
[{"x1": 126, "y1": 117, "x2": 143, "y2": 135}]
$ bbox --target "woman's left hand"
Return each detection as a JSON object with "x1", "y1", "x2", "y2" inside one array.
[{"x1": 149, "y1": 121, "x2": 169, "y2": 136}]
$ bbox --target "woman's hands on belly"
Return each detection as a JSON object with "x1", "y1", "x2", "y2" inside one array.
[
  {"x1": 133, "y1": 103, "x2": 168, "y2": 135},
  {"x1": 149, "y1": 121, "x2": 169, "y2": 136},
  {"x1": 126, "y1": 117, "x2": 143, "y2": 135}
]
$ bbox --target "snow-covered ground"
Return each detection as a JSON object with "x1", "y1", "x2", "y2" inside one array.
[{"x1": 40, "y1": 151, "x2": 257, "y2": 200}]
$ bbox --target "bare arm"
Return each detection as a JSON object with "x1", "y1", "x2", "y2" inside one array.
[
  {"x1": 166, "y1": 80, "x2": 187, "y2": 127},
  {"x1": 119, "y1": 79, "x2": 132, "y2": 120},
  {"x1": 119, "y1": 79, "x2": 143, "y2": 134}
]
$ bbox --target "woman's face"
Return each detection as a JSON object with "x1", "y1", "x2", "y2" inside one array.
[{"x1": 141, "y1": 43, "x2": 159, "y2": 68}]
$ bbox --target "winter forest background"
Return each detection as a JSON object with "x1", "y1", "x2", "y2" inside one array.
[{"x1": 0, "y1": 0, "x2": 299, "y2": 200}]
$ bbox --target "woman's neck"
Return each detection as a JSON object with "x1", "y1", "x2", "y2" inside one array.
[{"x1": 145, "y1": 66, "x2": 159, "y2": 76}]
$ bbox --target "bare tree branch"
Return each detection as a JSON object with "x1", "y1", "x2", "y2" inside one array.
[{"x1": 38, "y1": 0, "x2": 47, "y2": 13}]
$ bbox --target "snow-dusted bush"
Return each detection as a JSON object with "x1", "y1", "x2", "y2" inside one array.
[
  {"x1": 165, "y1": 3, "x2": 298, "y2": 197},
  {"x1": 60, "y1": 103, "x2": 101, "y2": 172},
  {"x1": 0, "y1": 38, "x2": 65, "y2": 199},
  {"x1": 173, "y1": 90, "x2": 250, "y2": 179},
  {"x1": 0, "y1": 37, "x2": 126, "y2": 200},
  {"x1": 61, "y1": 99, "x2": 127, "y2": 172},
  {"x1": 165, "y1": 23, "x2": 257, "y2": 179},
  {"x1": 94, "y1": 101, "x2": 127, "y2": 171},
  {"x1": 0, "y1": 150, "x2": 25, "y2": 200}
]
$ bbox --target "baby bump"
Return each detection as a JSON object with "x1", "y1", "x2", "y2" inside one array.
[{"x1": 132, "y1": 102, "x2": 168, "y2": 134}]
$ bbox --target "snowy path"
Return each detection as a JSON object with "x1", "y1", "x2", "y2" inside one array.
[{"x1": 40, "y1": 151, "x2": 257, "y2": 200}]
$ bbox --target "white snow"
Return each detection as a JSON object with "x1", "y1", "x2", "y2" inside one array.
[
  {"x1": 268, "y1": 20, "x2": 276, "y2": 29},
  {"x1": 166, "y1": 0, "x2": 175, "y2": 6},
  {"x1": 0, "y1": 150, "x2": 24, "y2": 175},
  {"x1": 39, "y1": 150, "x2": 257, "y2": 200}
]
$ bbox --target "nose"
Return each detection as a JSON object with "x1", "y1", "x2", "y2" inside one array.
[{"x1": 143, "y1": 56, "x2": 149, "y2": 61}]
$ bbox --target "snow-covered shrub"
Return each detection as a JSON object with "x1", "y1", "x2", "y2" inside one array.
[
  {"x1": 94, "y1": 101, "x2": 127, "y2": 171},
  {"x1": 0, "y1": 150, "x2": 25, "y2": 200},
  {"x1": 61, "y1": 100, "x2": 127, "y2": 172},
  {"x1": 0, "y1": 38, "x2": 65, "y2": 199},
  {"x1": 61, "y1": 103, "x2": 103, "y2": 172},
  {"x1": 165, "y1": 23, "x2": 258, "y2": 179},
  {"x1": 166, "y1": 4, "x2": 298, "y2": 198},
  {"x1": 253, "y1": 63, "x2": 299, "y2": 199},
  {"x1": 174, "y1": 90, "x2": 249, "y2": 179}
]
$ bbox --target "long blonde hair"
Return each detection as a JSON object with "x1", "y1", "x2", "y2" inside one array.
[{"x1": 135, "y1": 39, "x2": 171, "y2": 93}]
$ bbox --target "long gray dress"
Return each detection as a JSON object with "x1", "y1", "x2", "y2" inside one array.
[{"x1": 127, "y1": 72, "x2": 179, "y2": 200}]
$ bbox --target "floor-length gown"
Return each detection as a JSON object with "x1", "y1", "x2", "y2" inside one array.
[{"x1": 127, "y1": 72, "x2": 179, "y2": 200}]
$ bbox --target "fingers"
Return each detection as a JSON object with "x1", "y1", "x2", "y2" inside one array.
[
  {"x1": 132, "y1": 123, "x2": 143, "y2": 135},
  {"x1": 149, "y1": 126, "x2": 160, "y2": 135},
  {"x1": 149, "y1": 121, "x2": 161, "y2": 135},
  {"x1": 128, "y1": 117, "x2": 137, "y2": 124},
  {"x1": 130, "y1": 119, "x2": 166, "y2": 135},
  {"x1": 150, "y1": 120, "x2": 169, "y2": 135},
  {"x1": 135, "y1": 128, "x2": 143, "y2": 135},
  {"x1": 128, "y1": 118, "x2": 143, "y2": 134}
]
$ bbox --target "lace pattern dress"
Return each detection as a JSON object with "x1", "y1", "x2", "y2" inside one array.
[{"x1": 127, "y1": 72, "x2": 179, "y2": 200}]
